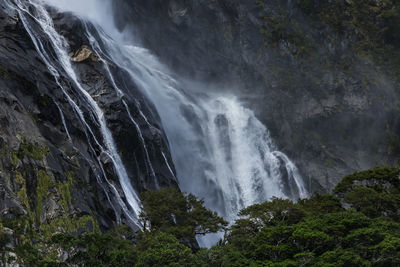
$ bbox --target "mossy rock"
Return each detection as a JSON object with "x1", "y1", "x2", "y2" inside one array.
[
  {"x1": 334, "y1": 167, "x2": 400, "y2": 194},
  {"x1": 334, "y1": 167, "x2": 400, "y2": 220},
  {"x1": 17, "y1": 139, "x2": 49, "y2": 161}
]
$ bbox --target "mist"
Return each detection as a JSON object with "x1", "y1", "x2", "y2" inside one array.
[
  {"x1": 1, "y1": 0, "x2": 399, "y2": 263},
  {"x1": 35, "y1": 0, "x2": 400, "y2": 249},
  {"x1": 36, "y1": 0, "x2": 313, "y2": 248}
]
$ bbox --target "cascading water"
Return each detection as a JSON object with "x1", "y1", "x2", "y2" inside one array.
[
  {"x1": 77, "y1": 22, "x2": 309, "y2": 219},
  {"x1": 6, "y1": 0, "x2": 142, "y2": 227},
  {"x1": 10, "y1": 0, "x2": 308, "y2": 241}
]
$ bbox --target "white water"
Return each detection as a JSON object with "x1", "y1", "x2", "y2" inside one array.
[
  {"x1": 55, "y1": 101, "x2": 72, "y2": 143},
  {"x1": 122, "y1": 100, "x2": 157, "y2": 186},
  {"x1": 7, "y1": 0, "x2": 142, "y2": 226},
  {"x1": 81, "y1": 29, "x2": 308, "y2": 219},
  {"x1": 10, "y1": 0, "x2": 308, "y2": 241}
]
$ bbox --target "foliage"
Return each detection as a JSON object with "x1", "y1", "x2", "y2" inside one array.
[
  {"x1": 139, "y1": 187, "x2": 228, "y2": 242},
  {"x1": 135, "y1": 233, "x2": 198, "y2": 267},
  {"x1": 0, "y1": 223, "x2": 9, "y2": 250},
  {"x1": 296, "y1": 0, "x2": 400, "y2": 77},
  {"x1": 298, "y1": 193, "x2": 344, "y2": 215},
  {"x1": 220, "y1": 167, "x2": 400, "y2": 266},
  {"x1": 52, "y1": 231, "x2": 137, "y2": 266},
  {"x1": 225, "y1": 208, "x2": 399, "y2": 266},
  {"x1": 2, "y1": 168, "x2": 400, "y2": 266},
  {"x1": 36, "y1": 170, "x2": 53, "y2": 222},
  {"x1": 17, "y1": 139, "x2": 49, "y2": 161},
  {"x1": 334, "y1": 167, "x2": 400, "y2": 221},
  {"x1": 256, "y1": 0, "x2": 400, "y2": 91},
  {"x1": 334, "y1": 167, "x2": 400, "y2": 194},
  {"x1": 257, "y1": 0, "x2": 314, "y2": 56}
]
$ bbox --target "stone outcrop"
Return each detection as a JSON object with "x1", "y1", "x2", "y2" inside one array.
[
  {"x1": 70, "y1": 45, "x2": 100, "y2": 62},
  {"x1": 0, "y1": 2, "x2": 178, "y2": 261}
]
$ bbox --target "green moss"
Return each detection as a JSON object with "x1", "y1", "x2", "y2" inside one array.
[
  {"x1": 15, "y1": 172, "x2": 30, "y2": 213},
  {"x1": 14, "y1": 172, "x2": 36, "y2": 222},
  {"x1": 0, "y1": 222, "x2": 10, "y2": 249},
  {"x1": 11, "y1": 151, "x2": 19, "y2": 166},
  {"x1": 297, "y1": 0, "x2": 400, "y2": 81},
  {"x1": 257, "y1": 0, "x2": 314, "y2": 56},
  {"x1": 15, "y1": 171, "x2": 24, "y2": 185},
  {"x1": 40, "y1": 215, "x2": 99, "y2": 239},
  {"x1": 3, "y1": 195, "x2": 100, "y2": 262},
  {"x1": 1, "y1": 213, "x2": 100, "y2": 264},
  {"x1": 18, "y1": 139, "x2": 49, "y2": 161},
  {"x1": 1, "y1": 215, "x2": 34, "y2": 246},
  {"x1": 36, "y1": 170, "x2": 54, "y2": 222},
  {"x1": 57, "y1": 172, "x2": 74, "y2": 212},
  {"x1": 28, "y1": 113, "x2": 39, "y2": 124},
  {"x1": 0, "y1": 65, "x2": 8, "y2": 79},
  {"x1": 65, "y1": 171, "x2": 74, "y2": 181},
  {"x1": 39, "y1": 94, "x2": 52, "y2": 107},
  {"x1": 58, "y1": 183, "x2": 71, "y2": 211},
  {"x1": 1, "y1": 143, "x2": 8, "y2": 156}
]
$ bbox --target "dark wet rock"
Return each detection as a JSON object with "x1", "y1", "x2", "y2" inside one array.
[
  {"x1": 40, "y1": 198, "x2": 63, "y2": 224},
  {"x1": 0, "y1": 184, "x2": 27, "y2": 220},
  {"x1": 70, "y1": 45, "x2": 100, "y2": 62},
  {"x1": 113, "y1": 0, "x2": 400, "y2": 192},
  {"x1": 0, "y1": 1, "x2": 178, "y2": 252}
]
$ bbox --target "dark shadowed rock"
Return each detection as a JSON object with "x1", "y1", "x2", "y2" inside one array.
[{"x1": 0, "y1": 1, "x2": 178, "y2": 251}]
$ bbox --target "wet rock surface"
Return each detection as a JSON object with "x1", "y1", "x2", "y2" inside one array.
[
  {"x1": 113, "y1": 0, "x2": 400, "y2": 192},
  {"x1": 0, "y1": 1, "x2": 178, "y2": 250},
  {"x1": 69, "y1": 45, "x2": 100, "y2": 62}
]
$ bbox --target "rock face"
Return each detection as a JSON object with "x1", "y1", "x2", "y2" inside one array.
[
  {"x1": 113, "y1": 0, "x2": 400, "y2": 191},
  {"x1": 0, "y1": 0, "x2": 177, "y2": 250},
  {"x1": 70, "y1": 45, "x2": 100, "y2": 62},
  {"x1": 0, "y1": 1, "x2": 399, "y2": 262}
]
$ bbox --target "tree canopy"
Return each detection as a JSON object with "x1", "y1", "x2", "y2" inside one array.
[
  {"x1": 2, "y1": 167, "x2": 400, "y2": 266},
  {"x1": 139, "y1": 187, "x2": 228, "y2": 243}
]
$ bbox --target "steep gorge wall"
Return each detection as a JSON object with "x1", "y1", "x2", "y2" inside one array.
[
  {"x1": 1, "y1": 0, "x2": 399, "y2": 241},
  {"x1": 0, "y1": 1, "x2": 177, "y2": 237},
  {"x1": 113, "y1": 0, "x2": 400, "y2": 191}
]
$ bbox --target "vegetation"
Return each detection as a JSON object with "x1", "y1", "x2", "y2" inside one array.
[
  {"x1": 0, "y1": 65, "x2": 8, "y2": 79},
  {"x1": 258, "y1": 2, "x2": 312, "y2": 55},
  {"x1": 1, "y1": 167, "x2": 399, "y2": 266},
  {"x1": 18, "y1": 139, "x2": 49, "y2": 161},
  {"x1": 334, "y1": 167, "x2": 400, "y2": 221},
  {"x1": 295, "y1": 0, "x2": 400, "y2": 77},
  {"x1": 139, "y1": 187, "x2": 228, "y2": 243},
  {"x1": 254, "y1": 0, "x2": 400, "y2": 102},
  {"x1": 0, "y1": 223, "x2": 9, "y2": 249}
]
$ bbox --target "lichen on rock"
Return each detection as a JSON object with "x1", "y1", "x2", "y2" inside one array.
[{"x1": 70, "y1": 45, "x2": 100, "y2": 62}]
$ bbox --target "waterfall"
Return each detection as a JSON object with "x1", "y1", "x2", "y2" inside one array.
[
  {"x1": 78, "y1": 30, "x2": 308, "y2": 219},
  {"x1": 9, "y1": 0, "x2": 308, "y2": 235},
  {"x1": 7, "y1": 0, "x2": 142, "y2": 227},
  {"x1": 55, "y1": 101, "x2": 73, "y2": 143}
]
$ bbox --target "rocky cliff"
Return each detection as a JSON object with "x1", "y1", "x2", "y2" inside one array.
[
  {"x1": 0, "y1": 2, "x2": 177, "y2": 260},
  {"x1": 113, "y1": 0, "x2": 400, "y2": 191},
  {"x1": 1, "y1": 0, "x2": 400, "y2": 264}
]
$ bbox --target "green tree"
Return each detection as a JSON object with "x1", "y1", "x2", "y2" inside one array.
[
  {"x1": 4, "y1": 167, "x2": 400, "y2": 266},
  {"x1": 135, "y1": 233, "x2": 198, "y2": 267},
  {"x1": 298, "y1": 194, "x2": 344, "y2": 215},
  {"x1": 139, "y1": 188, "x2": 228, "y2": 243},
  {"x1": 335, "y1": 167, "x2": 400, "y2": 221},
  {"x1": 51, "y1": 229, "x2": 137, "y2": 266}
]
